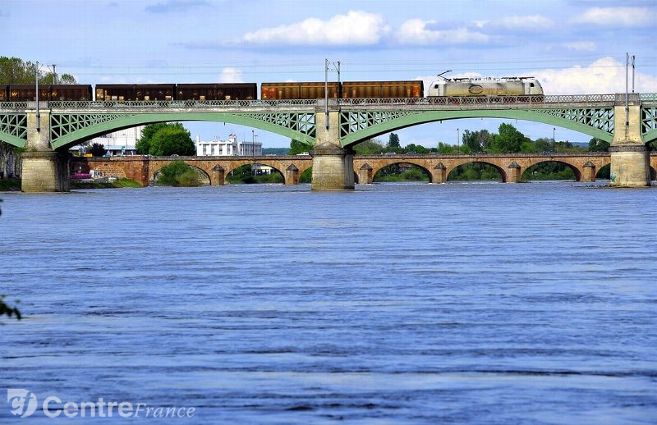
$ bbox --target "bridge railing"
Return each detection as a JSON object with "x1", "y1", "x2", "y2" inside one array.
[{"x1": 0, "y1": 93, "x2": 655, "y2": 110}]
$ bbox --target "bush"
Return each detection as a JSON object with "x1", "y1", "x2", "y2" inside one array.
[{"x1": 156, "y1": 161, "x2": 200, "y2": 187}]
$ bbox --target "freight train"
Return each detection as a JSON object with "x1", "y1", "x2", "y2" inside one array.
[{"x1": 0, "y1": 77, "x2": 543, "y2": 102}]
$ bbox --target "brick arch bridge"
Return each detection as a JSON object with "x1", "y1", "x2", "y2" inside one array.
[
  {"x1": 69, "y1": 152, "x2": 657, "y2": 186},
  {"x1": 353, "y1": 154, "x2": 615, "y2": 184}
]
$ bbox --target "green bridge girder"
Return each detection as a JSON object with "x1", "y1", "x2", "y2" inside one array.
[
  {"x1": 1, "y1": 103, "x2": 657, "y2": 150},
  {"x1": 338, "y1": 109, "x2": 615, "y2": 147},
  {"x1": 50, "y1": 111, "x2": 316, "y2": 150}
]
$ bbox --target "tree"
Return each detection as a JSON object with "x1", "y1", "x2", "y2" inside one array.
[
  {"x1": 136, "y1": 123, "x2": 194, "y2": 156},
  {"x1": 88, "y1": 143, "x2": 107, "y2": 157},
  {"x1": 489, "y1": 123, "x2": 530, "y2": 153},
  {"x1": 149, "y1": 126, "x2": 195, "y2": 156},
  {"x1": 404, "y1": 143, "x2": 428, "y2": 154},
  {"x1": 136, "y1": 123, "x2": 170, "y2": 154},
  {"x1": 388, "y1": 133, "x2": 401, "y2": 149},
  {"x1": 289, "y1": 139, "x2": 310, "y2": 155},
  {"x1": 354, "y1": 139, "x2": 385, "y2": 154},
  {"x1": 462, "y1": 129, "x2": 491, "y2": 153},
  {"x1": 0, "y1": 56, "x2": 76, "y2": 84},
  {"x1": 588, "y1": 138, "x2": 610, "y2": 152}
]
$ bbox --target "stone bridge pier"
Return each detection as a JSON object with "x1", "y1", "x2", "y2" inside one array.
[
  {"x1": 610, "y1": 105, "x2": 650, "y2": 187},
  {"x1": 21, "y1": 110, "x2": 70, "y2": 192},
  {"x1": 311, "y1": 109, "x2": 355, "y2": 191}
]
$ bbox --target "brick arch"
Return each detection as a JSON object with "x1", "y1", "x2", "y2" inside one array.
[
  {"x1": 149, "y1": 161, "x2": 211, "y2": 185},
  {"x1": 521, "y1": 159, "x2": 583, "y2": 181},
  {"x1": 224, "y1": 160, "x2": 285, "y2": 183},
  {"x1": 370, "y1": 160, "x2": 433, "y2": 182},
  {"x1": 446, "y1": 159, "x2": 508, "y2": 182}
]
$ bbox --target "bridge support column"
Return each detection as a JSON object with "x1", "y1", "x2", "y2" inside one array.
[
  {"x1": 582, "y1": 161, "x2": 596, "y2": 182},
  {"x1": 21, "y1": 109, "x2": 71, "y2": 192},
  {"x1": 506, "y1": 161, "x2": 521, "y2": 183},
  {"x1": 610, "y1": 105, "x2": 650, "y2": 187},
  {"x1": 211, "y1": 165, "x2": 225, "y2": 186},
  {"x1": 357, "y1": 163, "x2": 373, "y2": 185},
  {"x1": 431, "y1": 163, "x2": 446, "y2": 183},
  {"x1": 311, "y1": 110, "x2": 354, "y2": 191},
  {"x1": 285, "y1": 164, "x2": 299, "y2": 185}
]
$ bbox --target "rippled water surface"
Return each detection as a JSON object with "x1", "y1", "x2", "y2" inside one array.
[{"x1": 1, "y1": 182, "x2": 657, "y2": 424}]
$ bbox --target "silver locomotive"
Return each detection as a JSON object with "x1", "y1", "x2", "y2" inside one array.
[{"x1": 427, "y1": 76, "x2": 543, "y2": 97}]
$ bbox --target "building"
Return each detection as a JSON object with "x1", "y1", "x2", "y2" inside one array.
[
  {"x1": 90, "y1": 125, "x2": 144, "y2": 149},
  {"x1": 196, "y1": 133, "x2": 262, "y2": 156}
]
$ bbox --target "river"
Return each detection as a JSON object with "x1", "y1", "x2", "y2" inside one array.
[{"x1": 1, "y1": 182, "x2": 656, "y2": 424}]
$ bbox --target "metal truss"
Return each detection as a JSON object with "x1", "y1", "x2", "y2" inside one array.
[
  {"x1": 641, "y1": 106, "x2": 657, "y2": 134},
  {"x1": 531, "y1": 107, "x2": 614, "y2": 134},
  {"x1": 50, "y1": 113, "x2": 134, "y2": 141},
  {"x1": 0, "y1": 112, "x2": 28, "y2": 141},
  {"x1": 241, "y1": 112, "x2": 316, "y2": 139},
  {"x1": 339, "y1": 110, "x2": 419, "y2": 138}
]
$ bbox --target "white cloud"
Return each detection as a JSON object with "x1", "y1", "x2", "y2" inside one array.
[
  {"x1": 475, "y1": 15, "x2": 553, "y2": 30},
  {"x1": 397, "y1": 19, "x2": 489, "y2": 45},
  {"x1": 241, "y1": 10, "x2": 388, "y2": 45},
  {"x1": 219, "y1": 67, "x2": 243, "y2": 83},
  {"x1": 574, "y1": 7, "x2": 655, "y2": 27},
  {"x1": 534, "y1": 57, "x2": 657, "y2": 94},
  {"x1": 563, "y1": 41, "x2": 596, "y2": 51}
]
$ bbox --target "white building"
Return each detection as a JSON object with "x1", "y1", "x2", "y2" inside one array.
[
  {"x1": 90, "y1": 125, "x2": 144, "y2": 149},
  {"x1": 196, "y1": 133, "x2": 262, "y2": 156}
]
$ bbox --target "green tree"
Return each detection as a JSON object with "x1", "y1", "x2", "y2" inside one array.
[
  {"x1": 388, "y1": 133, "x2": 401, "y2": 149},
  {"x1": 354, "y1": 139, "x2": 386, "y2": 154},
  {"x1": 136, "y1": 123, "x2": 170, "y2": 154},
  {"x1": 489, "y1": 123, "x2": 530, "y2": 153},
  {"x1": 137, "y1": 123, "x2": 194, "y2": 156},
  {"x1": 462, "y1": 129, "x2": 491, "y2": 153},
  {"x1": 88, "y1": 143, "x2": 107, "y2": 157},
  {"x1": 404, "y1": 143, "x2": 429, "y2": 154},
  {"x1": 156, "y1": 161, "x2": 200, "y2": 186},
  {"x1": 436, "y1": 142, "x2": 457, "y2": 154},
  {"x1": 149, "y1": 126, "x2": 195, "y2": 156},
  {"x1": 0, "y1": 56, "x2": 76, "y2": 84},
  {"x1": 289, "y1": 139, "x2": 310, "y2": 155},
  {"x1": 588, "y1": 138, "x2": 610, "y2": 152}
]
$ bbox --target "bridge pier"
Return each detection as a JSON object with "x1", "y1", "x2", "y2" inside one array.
[
  {"x1": 431, "y1": 163, "x2": 447, "y2": 183},
  {"x1": 311, "y1": 110, "x2": 355, "y2": 191},
  {"x1": 610, "y1": 105, "x2": 651, "y2": 187},
  {"x1": 357, "y1": 163, "x2": 373, "y2": 185},
  {"x1": 21, "y1": 110, "x2": 71, "y2": 192},
  {"x1": 506, "y1": 162, "x2": 521, "y2": 183},
  {"x1": 211, "y1": 165, "x2": 225, "y2": 186}
]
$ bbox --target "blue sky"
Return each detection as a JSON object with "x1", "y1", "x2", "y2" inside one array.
[{"x1": 2, "y1": 0, "x2": 657, "y2": 147}]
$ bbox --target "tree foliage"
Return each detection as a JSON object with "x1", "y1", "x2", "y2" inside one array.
[
  {"x1": 137, "y1": 123, "x2": 195, "y2": 156},
  {"x1": 588, "y1": 138, "x2": 610, "y2": 152},
  {"x1": 288, "y1": 139, "x2": 311, "y2": 155},
  {"x1": 88, "y1": 143, "x2": 107, "y2": 157},
  {"x1": 156, "y1": 161, "x2": 200, "y2": 186},
  {"x1": 388, "y1": 133, "x2": 401, "y2": 149},
  {"x1": 0, "y1": 56, "x2": 76, "y2": 84}
]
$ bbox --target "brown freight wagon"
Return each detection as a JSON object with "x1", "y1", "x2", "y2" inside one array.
[
  {"x1": 261, "y1": 82, "x2": 340, "y2": 100},
  {"x1": 342, "y1": 81, "x2": 424, "y2": 98},
  {"x1": 96, "y1": 84, "x2": 176, "y2": 101},
  {"x1": 49, "y1": 85, "x2": 92, "y2": 101},
  {"x1": 0, "y1": 85, "x2": 8, "y2": 102},
  {"x1": 176, "y1": 83, "x2": 257, "y2": 100},
  {"x1": 8, "y1": 84, "x2": 51, "y2": 101}
]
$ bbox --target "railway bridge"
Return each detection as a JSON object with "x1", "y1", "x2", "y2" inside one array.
[{"x1": 1, "y1": 93, "x2": 656, "y2": 191}]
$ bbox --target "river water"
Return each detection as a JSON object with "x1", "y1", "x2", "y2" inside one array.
[{"x1": 1, "y1": 182, "x2": 656, "y2": 424}]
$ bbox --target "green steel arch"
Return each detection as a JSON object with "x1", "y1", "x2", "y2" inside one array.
[
  {"x1": 339, "y1": 109, "x2": 614, "y2": 147},
  {"x1": 50, "y1": 112, "x2": 316, "y2": 150}
]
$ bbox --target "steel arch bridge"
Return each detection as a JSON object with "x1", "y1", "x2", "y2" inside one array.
[{"x1": 1, "y1": 94, "x2": 657, "y2": 150}]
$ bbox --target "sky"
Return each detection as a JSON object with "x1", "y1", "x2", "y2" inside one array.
[{"x1": 2, "y1": 0, "x2": 657, "y2": 148}]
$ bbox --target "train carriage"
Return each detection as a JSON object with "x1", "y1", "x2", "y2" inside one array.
[
  {"x1": 0, "y1": 85, "x2": 8, "y2": 102},
  {"x1": 96, "y1": 84, "x2": 176, "y2": 101},
  {"x1": 176, "y1": 83, "x2": 257, "y2": 100},
  {"x1": 342, "y1": 81, "x2": 423, "y2": 99},
  {"x1": 261, "y1": 82, "x2": 340, "y2": 100}
]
